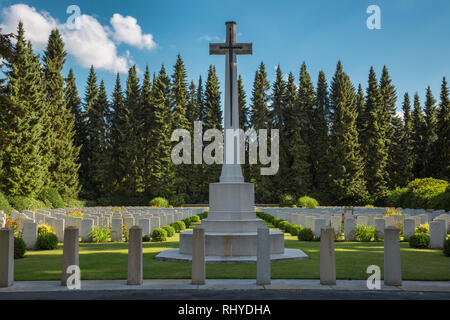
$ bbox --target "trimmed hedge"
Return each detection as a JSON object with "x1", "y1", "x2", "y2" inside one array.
[
  {"x1": 151, "y1": 228, "x2": 167, "y2": 242},
  {"x1": 297, "y1": 196, "x2": 319, "y2": 208},
  {"x1": 14, "y1": 237, "x2": 27, "y2": 259},
  {"x1": 171, "y1": 221, "x2": 186, "y2": 233},
  {"x1": 36, "y1": 232, "x2": 58, "y2": 250},
  {"x1": 408, "y1": 232, "x2": 430, "y2": 249},
  {"x1": 298, "y1": 228, "x2": 314, "y2": 241},
  {"x1": 150, "y1": 197, "x2": 169, "y2": 208},
  {"x1": 163, "y1": 225, "x2": 175, "y2": 237}
]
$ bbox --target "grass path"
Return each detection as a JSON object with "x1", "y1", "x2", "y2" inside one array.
[{"x1": 14, "y1": 227, "x2": 450, "y2": 281}]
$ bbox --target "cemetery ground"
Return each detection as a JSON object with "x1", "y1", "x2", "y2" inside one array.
[{"x1": 14, "y1": 223, "x2": 450, "y2": 282}]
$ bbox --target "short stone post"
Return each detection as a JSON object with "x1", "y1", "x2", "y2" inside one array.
[
  {"x1": 0, "y1": 228, "x2": 14, "y2": 287},
  {"x1": 344, "y1": 217, "x2": 356, "y2": 241},
  {"x1": 256, "y1": 227, "x2": 271, "y2": 285},
  {"x1": 23, "y1": 221, "x2": 38, "y2": 249},
  {"x1": 430, "y1": 220, "x2": 446, "y2": 249},
  {"x1": 320, "y1": 227, "x2": 336, "y2": 285},
  {"x1": 127, "y1": 226, "x2": 143, "y2": 285},
  {"x1": 61, "y1": 226, "x2": 79, "y2": 286},
  {"x1": 384, "y1": 226, "x2": 402, "y2": 286},
  {"x1": 192, "y1": 226, "x2": 205, "y2": 285}
]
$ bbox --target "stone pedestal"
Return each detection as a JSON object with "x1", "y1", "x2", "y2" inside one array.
[
  {"x1": 0, "y1": 228, "x2": 14, "y2": 287},
  {"x1": 127, "y1": 226, "x2": 143, "y2": 285},
  {"x1": 320, "y1": 227, "x2": 336, "y2": 285},
  {"x1": 61, "y1": 226, "x2": 79, "y2": 286},
  {"x1": 192, "y1": 227, "x2": 205, "y2": 285},
  {"x1": 384, "y1": 227, "x2": 402, "y2": 286},
  {"x1": 256, "y1": 227, "x2": 271, "y2": 285}
]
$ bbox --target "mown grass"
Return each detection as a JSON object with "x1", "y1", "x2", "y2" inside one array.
[{"x1": 14, "y1": 226, "x2": 450, "y2": 281}]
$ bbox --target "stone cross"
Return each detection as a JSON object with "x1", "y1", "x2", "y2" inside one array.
[{"x1": 210, "y1": 21, "x2": 252, "y2": 183}]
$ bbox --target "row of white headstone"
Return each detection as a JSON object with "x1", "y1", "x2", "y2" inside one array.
[
  {"x1": 1, "y1": 207, "x2": 205, "y2": 250},
  {"x1": 262, "y1": 209, "x2": 449, "y2": 249}
]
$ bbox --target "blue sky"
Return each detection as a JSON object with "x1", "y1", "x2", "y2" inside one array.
[{"x1": 1, "y1": 0, "x2": 449, "y2": 112}]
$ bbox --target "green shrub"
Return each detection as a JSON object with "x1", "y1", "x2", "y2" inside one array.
[
  {"x1": 278, "y1": 221, "x2": 290, "y2": 233},
  {"x1": 142, "y1": 234, "x2": 150, "y2": 242},
  {"x1": 416, "y1": 224, "x2": 430, "y2": 234},
  {"x1": 404, "y1": 178, "x2": 448, "y2": 209},
  {"x1": 0, "y1": 191, "x2": 12, "y2": 214},
  {"x1": 38, "y1": 187, "x2": 64, "y2": 209},
  {"x1": 8, "y1": 196, "x2": 33, "y2": 212},
  {"x1": 64, "y1": 198, "x2": 89, "y2": 208},
  {"x1": 408, "y1": 232, "x2": 430, "y2": 249},
  {"x1": 279, "y1": 194, "x2": 296, "y2": 207},
  {"x1": 163, "y1": 225, "x2": 175, "y2": 237},
  {"x1": 355, "y1": 225, "x2": 375, "y2": 242},
  {"x1": 14, "y1": 237, "x2": 26, "y2": 259},
  {"x1": 29, "y1": 199, "x2": 48, "y2": 210},
  {"x1": 198, "y1": 212, "x2": 208, "y2": 220},
  {"x1": 297, "y1": 196, "x2": 319, "y2": 208},
  {"x1": 171, "y1": 221, "x2": 186, "y2": 233},
  {"x1": 298, "y1": 228, "x2": 314, "y2": 241},
  {"x1": 191, "y1": 215, "x2": 201, "y2": 223},
  {"x1": 151, "y1": 228, "x2": 167, "y2": 242},
  {"x1": 183, "y1": 218, "x2": 192, "y2": 228},
  {"x1": 36, "y1": 232, "x2": 58, "y2": 250},
  {"x1": 88, "y1": 226, "x2": 111, "y2": 243},
  {"x1": 383, "y1": 187, "x2": 408, "y2": 207},
  {"x1": 444, "y1": 238, "x2": 450, "y2": 257},
  {"x1": 289, "y1": 225, "x2": 303, "y2": 236},
  {"x1": 150, "y1": 197, "x2": 169, "y2": 208},
  {"x1": 432, "y1": 185, "x2": 450, "y2": 211},
  {"x1": 272, "y1": 218, "x2": 281, "y2": 228}
]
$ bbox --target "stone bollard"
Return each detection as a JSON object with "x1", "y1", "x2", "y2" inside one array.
[
  {"x1": 384, "y1": 226, "x2": 402, "y2": 286},
  {"x1": 430, "y1": 220, "x2": 446, "y2": 249},
  {"x1": 344, "y1": 218, "x2": 356, "y2": 241},
  {"x1": 61, "y1": 226, "x2": 79, "y2": 287},
  {"x1": 0, "y1": 228, "x2": 14, "y2": 287},
  {"x1": 192, "y1": 226, "x2": 205, "y2": 285},
  {"x1": 256, "y1": 227, "x2": 271, "y2": 285},
  {"x1": 375, "y1": 218, "x2": 386, "y2": 240},
  {"x1": 127, "y1": 226, "x2": 143, "y2": 285},
  {"x1": 111, "y1": 218, "x2": 123, "y2": 242},
  {"x1": 23, "y1": 221, "x2": 38, "y2": 250},
  {"x1": 320, "y1": 227, "x2": 336, "y2": 285}
]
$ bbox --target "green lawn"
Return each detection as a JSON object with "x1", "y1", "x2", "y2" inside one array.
[{"x1": 14, "y1": 227, "x2": 450, "y2": 281}]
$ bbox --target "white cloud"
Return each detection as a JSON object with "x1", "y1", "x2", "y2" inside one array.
[
  {"x1": 110, "y1": 13, "x2": 156, "y2": 50},
  {"x1": 0, "y1": 4, "x2": 156, "y2": 73},
  {"x1": 198, "y1": 35, "x2": 222, "y2": 42},
  {"x1": 0, "y1": 4, "x2": 57, "y2": 50}
]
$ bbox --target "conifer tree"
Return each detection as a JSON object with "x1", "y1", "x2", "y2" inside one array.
[
  {"x1": 148, "y1": 65, "x2": 173, "y2": 199},
  {"x1": 356, "y1": 84, "x2": 366, "y2": 148},
  {"x1": 423, "y1": 86, "x2": 438, "y2": 177},
  {"x1": 363, "y1": 67, "x2": 388, "y2": 199},
  {"x1": 171, "y1": 55, "x2": 190, "y2": 200},
  {"x1": 436, "y1": 77, "x2": 449, "y2": 178},
  {"x1": 139, "y1": 67, "x2": 153, "y2": 198},
  {"x1": 197, "y1": 75, "x2": 205, "y2": 123},
  {"x1": 0, "y1": 23, "x2": 46, "y2": 196},
  {"x1": 398, "y1": 93, "x2": 414, "y2": 185},
  {"x1": 313, "y1": 71, "x2": 331, "y2": 197},
  {"x1": 329, "y1": 61, "x2": 367, "y2": 205},
  {"x1": 291, "y1": 62, "x2": 315, "y2": 197},
  {"x1": 238, "y1": 74, "x2": 250, "y2": 182},
  {"x1": 411, "y1": 93, "x2": 426, "y2": 178},
  {"x1": 66, "y1": 69, "x2": 85, "y2": 151},
  {"x1": 43, "y1": 29, "x2": 80, "y2": 198}
]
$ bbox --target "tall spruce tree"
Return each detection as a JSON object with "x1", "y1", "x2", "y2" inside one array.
[
  {"x1": 313, "y1": 71, "x2": 331, "y2": 197},
  {"x1": 411, "y1": 93, "x2": 426, "y2": 178},
  {"x1": 139, "y1": 66, "x2": 153, "y2": 198},
  {"x1": 291, "y1": 62, "x2": 315, "y2": 197},
  {"x1": 43, "y1": 29, "x2": 80, "y2": 198},
  {"x1": 0, "y1": 23, "x2": 46, "y2": 196},
  {"x1": 436, "y1": 77, "x2": 449, "y2": 178},
  {"x1": 379, "y1": 66, "x2": 400, "y2": 188},
  {"x1": 148, "y1": 65, "x2": 174, "y2": 199},
  {"x1": 399, "y1": 93, "x2": 414, "y2": 185},
  {"x1": 423, "y1": 86, "x2": 438, "y2": 177},
  {"x1": 363, "y1": 67, "x2": 388, "y2": 199},
  {"x1": 329, "y1": 61, "x2": 367, "y2": 205},
  {"x1": 356, "y1": 84, "x2": 366, "y2": 147},
  {"x1": 238, "y1": 74, "x2": 250, "y2": 182},
  {"x1": 171, "y1": 55, "x2": 190, "y2": 200}
]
